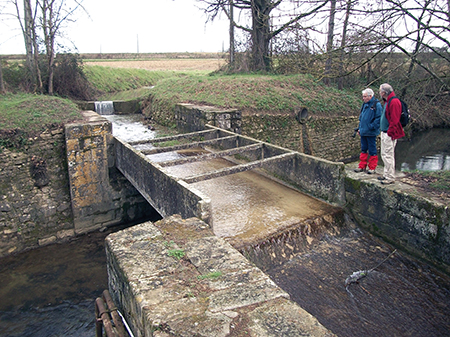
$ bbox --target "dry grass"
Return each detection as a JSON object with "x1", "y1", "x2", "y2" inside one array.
[{"x1": 84, "y1": 58, "x2": 226, "y2": 71}]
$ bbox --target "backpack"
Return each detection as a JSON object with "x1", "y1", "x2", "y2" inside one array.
[{"x1": 388, "y1": 96, "x2": 410, "y2": 127}]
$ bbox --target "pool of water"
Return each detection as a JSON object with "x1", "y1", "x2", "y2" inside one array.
[
  {"x1": 0, "y1": 228, "x2": 118, "y2": 336},
  {"x1": 396, "y1": 128, "x2": 450, "y2": 171}
]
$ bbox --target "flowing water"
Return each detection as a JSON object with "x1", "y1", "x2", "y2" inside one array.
[
  {"x1": 2, "y1": 114, "x2": 449, "y2": 336},
  {"x1": 0, "y1": 227, "x2": 124, "y2": 336}
]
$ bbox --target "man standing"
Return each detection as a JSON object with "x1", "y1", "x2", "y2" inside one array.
[
  {"x1": 354, "y1": 88, "x2": 382, "y2": 174},
  {"x1": 378, "y1": 83, "x2": 405, "y2": 184}
]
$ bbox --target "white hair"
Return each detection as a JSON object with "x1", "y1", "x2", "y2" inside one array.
[
  {"x1": 380, "y1": 83, "x2": 393, "y2": 95},
  {"x1": 362, "y1": 88, "x2": 374, "y2": 97}
]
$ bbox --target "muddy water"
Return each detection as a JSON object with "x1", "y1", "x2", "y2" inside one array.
[
  {"x1": 264, "y1": 226, "x2": 450, "y2": 337},
  {"x1": 161, "y1": 156, "x2": 338, "y2": 246}
]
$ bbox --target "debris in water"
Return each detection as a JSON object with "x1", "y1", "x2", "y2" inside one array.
[{"x1": 345, "y1": 249, "x2": 397, "y2": 293}]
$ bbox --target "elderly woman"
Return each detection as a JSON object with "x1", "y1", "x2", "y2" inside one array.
[{"x1": 354, "y1": 88, "x2": 382, "y2": 174}]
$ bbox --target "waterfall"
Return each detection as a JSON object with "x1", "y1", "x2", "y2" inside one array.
[{"x1": 94, "y1": 101, "x2": 114, "y2": 115}]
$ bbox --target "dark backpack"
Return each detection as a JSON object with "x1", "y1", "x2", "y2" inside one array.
[{"x1": 388, "y1": 96, "x2": 410, "y2": 127}]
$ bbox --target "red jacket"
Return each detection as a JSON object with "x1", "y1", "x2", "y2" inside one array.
[{"x1": 385, "y1": 92, "x2": 405, "y2": 140}]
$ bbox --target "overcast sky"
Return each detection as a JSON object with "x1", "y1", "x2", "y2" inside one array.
[{"x1": 0, "y1": 0, "x2": 231, "y2": 55}]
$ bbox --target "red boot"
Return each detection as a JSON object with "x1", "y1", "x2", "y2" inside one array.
[
  {"x1": 368, "y1": 155, "x2": 378, "y2": 173},
  {"x1": 355, "y1": 152, "x2": 368, "y2": 172}
]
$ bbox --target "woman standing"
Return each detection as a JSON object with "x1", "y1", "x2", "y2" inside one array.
[{"x1": 354, "y1": 88, "x2": 382, "y2": 174}]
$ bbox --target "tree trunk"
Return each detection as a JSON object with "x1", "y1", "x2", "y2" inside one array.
[
  {"x1": 42, "y1": 0, "x2": 55, "y2": 95},
  {"x1": 338, "y1": 0, "x2": 352, "y2": 90},
  {"x1": 0, "y1": 57, "x2": 6, "y2": 94},
  {"x1": 229, "y1": 0, "x2": 235, "y2": 65},
  {"x1": 323, "y1": 0, "x2": 337, "y2": 85},
  {"x1": 251, "y1": 0, "x2": 272, "y2": 71},
  {"x1": 24, "y1": 0, "x2": 36, "y2": 89}
]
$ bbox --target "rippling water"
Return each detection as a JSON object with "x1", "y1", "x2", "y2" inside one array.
[
  {"x1": 0, "y1": 230, "x2": 113, "y2": 336},
  {"x1": 396, "y1": 128, "x2": 450, "y2": 171}
]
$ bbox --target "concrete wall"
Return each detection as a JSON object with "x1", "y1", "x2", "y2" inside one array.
[
  {"x1": 345, "y1": 176, "x2": 450, "y2": 274},
  {"x1": 0, "y1": 111, "x2": 156, "y2": 257},
  {"x1": 65, "y1": 111, "x2": 155, "y2": 234},
  {"x1": 176, "y1": 103, "x2": 242, "y2": 134},
  {"x1": 114, "y1": 137, "x2": 211, "y2": 224}
]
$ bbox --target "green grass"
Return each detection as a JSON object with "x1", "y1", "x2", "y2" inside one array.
[
  {"x1": 197, "y1": 271, "x2": 223, "y2": 280},
  {"x1": 0, "y1": 93, "x2": 82, "y2": 131},
  {"x1": 167, "y1": 249, "x2": 186, "y2": 260},
  {"x1": 147, "y1": 73, "x2": 361, "y2": 116},
  {"x1": 82, "y1": 66, "x2": 361, "y2": 116},
  {"x1": 83, "y1": 65, "x2": 179, "y2": 93}
]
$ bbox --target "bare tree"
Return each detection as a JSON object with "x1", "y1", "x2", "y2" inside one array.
[
  {"x1": 8, "y1": 0, "x2": 85, "y2": 94},
  {"x1": 338, "y1": 0, "x2": 353, "y2": 89},
  {"x1": 40, "y1": 0, "x2": 84, "y2": 95},
  {"x1": 199, "y1": 0, "x2": 329, "y2": 71},
  {"x1": 323, "y1": 0, "x2": 337, "y2": 85}
]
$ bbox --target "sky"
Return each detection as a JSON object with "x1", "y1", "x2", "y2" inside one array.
[{"x1": 0, "y1": 0, "x2": 231, "y2": 55}]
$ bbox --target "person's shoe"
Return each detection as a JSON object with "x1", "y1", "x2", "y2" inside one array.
[
  {"x1": 381, "y1": 180, "x2": 394, "y2": 185},
  {"x1": 367, "y1": 169, "x2": 376, "y2": 174},
  {"x1": 377, "y1": 176, "x2": 386, "y2": 181},
  {"x1": 354, "y1": 168, "x2": 364, "y2": 173}
]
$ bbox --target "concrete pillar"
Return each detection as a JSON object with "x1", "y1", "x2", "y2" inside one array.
[{"x1": 65, "y1": 111, "x2": 115, "y2": 233}]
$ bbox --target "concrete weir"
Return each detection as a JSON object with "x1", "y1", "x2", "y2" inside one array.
[
  {"x1": 106, "y1": 114, "x2": 450, "y2": 336},
  {"x1": 106, "y1": 215, "x2": 336, "y2": 337},
  {"x1": 109, "y1": 124, "x2": 347, "y2": 336}
]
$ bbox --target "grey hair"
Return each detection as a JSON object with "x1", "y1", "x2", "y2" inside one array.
[
  {"x1": 362, "y1": 88, "x2": 374, "y2": 97},
  {"x1": 379, "y1": 83, "x2": 393, "y2": 95}
]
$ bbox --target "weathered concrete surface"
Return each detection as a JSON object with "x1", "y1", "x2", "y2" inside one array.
[
  {"x1": 345, "y1": 164, "x2": 450, "y2": 274},
  {"x1": 65, "y1": 111, "x2": 154, "y2": 234},
  {"x1": 175, "y1": 103, "x2": 242, "y2": 134},
  {"x1": 106, "y1": 215, "x2": 335, "y2": 337},
  {"x1": 114, "y1": 137, "x2": 212, "y2": 224}
]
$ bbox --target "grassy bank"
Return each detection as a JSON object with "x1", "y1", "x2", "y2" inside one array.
[
  {"x1": 140, "y1": 73, "x2": 360, "y2": 116},
  {"x1": 0, "y1": 93, "x2": 82, "y2": 131},
  {"x1": 0, "y1": 93, "x2": 83, "y2": 149},
  {"x1": 83, "y1": 64, "x2": 361, "y2": 115}
]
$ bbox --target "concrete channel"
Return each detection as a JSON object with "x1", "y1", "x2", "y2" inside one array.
[{"x1": 107, "y1": 121, "x2": 450, "y2": 337}]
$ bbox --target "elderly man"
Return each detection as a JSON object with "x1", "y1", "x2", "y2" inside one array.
[
  {"x1": 378, "y1": 83, "x2": 405, "y2": 184},
  {"x1": 354, "y1": 88, "x2": 382, "y2": 174}
]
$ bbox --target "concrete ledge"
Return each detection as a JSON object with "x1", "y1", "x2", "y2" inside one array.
[
  {"x1": 106, "y1": 215, "x2": 335, "y2": 337},
  {"x1": 114, "y1": 138, "x2": 212, "y2": 224},
  {"x1": 344, "y1": 167, "x2": 450, "y2": 273}
]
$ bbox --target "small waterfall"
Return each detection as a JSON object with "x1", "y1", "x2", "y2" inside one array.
[
  {"x1": 94, "y1": 101, "x2": 114, "y2": 115},
  {"x1": 238, "y1": 211, "x2": 346, "y2": 272}
]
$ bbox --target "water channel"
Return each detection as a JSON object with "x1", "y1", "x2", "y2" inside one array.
[
  {"x1": 1, "y1": 114, "x2": 449, "y2": 336},
  {"x1": 396, "y1": 128, "x2": 450, "y2": 171}
]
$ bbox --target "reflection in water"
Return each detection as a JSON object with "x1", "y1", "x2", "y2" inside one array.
[{"x1": 396, "y1": 128, "x2": 450, "y2": 171}]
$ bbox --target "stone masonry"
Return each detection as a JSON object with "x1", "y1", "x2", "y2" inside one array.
[{"x1": 106, "y1": 215, "x2": 336, "y2": 337}]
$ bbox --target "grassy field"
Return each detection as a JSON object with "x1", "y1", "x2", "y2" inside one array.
[{"x1": 84, "y1": 58, "x2": 226, "y2": 72}]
